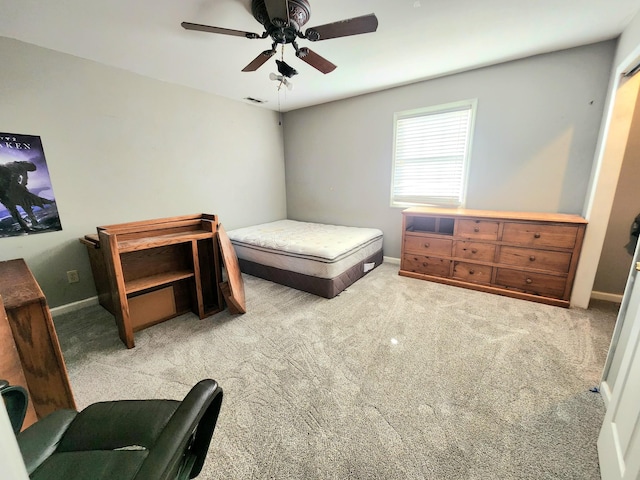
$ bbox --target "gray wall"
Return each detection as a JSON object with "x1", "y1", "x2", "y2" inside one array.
[
  {"x1": 0, "y1": 38, "x2": 287, "y2": 307},
  {"x1": 283, "y1": 41, "x2": 616, "y2": 259},
  {"x1": 0, "y1": 37, "x2": 622, "y2": 307}
]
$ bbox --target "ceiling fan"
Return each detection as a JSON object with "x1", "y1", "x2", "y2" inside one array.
[{"x1": 181, "y1": 0, "x2": 378, "y2": 74}]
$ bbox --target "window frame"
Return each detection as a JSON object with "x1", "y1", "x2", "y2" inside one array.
[{"x1": 390, "y1": 99, "x2": 478, "y2": 208}]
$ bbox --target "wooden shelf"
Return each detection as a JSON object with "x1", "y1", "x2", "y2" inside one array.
[
  {"x1": 125, "y1": 270, "x2": 195, "y2": 295},
  {"x1": 117, "y1": 230, "x2": 213, "y2": 253}
]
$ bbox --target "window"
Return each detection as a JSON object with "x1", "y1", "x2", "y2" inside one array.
[{"x1": 391, "y1": 99, "x2": 477, "y2": 207}]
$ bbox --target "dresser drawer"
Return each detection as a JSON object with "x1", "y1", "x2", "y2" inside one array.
[
  {"x1": 495, "y1": 268, "x2": 566, "y2": 298},
  {"x1": 404, "y1": 235, "x2": 452, "y2": 256},
  {"x1": 502, "y1": 223, "x2": 578, "y2": 249},
  {"x1": 457, "y1": 219, "x2": 499, "y2": 240},
  {"x1": 453, "y1": 241, "x2": 496, "y2": 262},
  {"x1": 453, "y1": 262, "x2": 492, "y2": 285},
  {"x1": 498, "y1": 246, "x2": 572, "y2": 273},
  {"x1": 402, "y1": 254, "x2": 451, "y2": 277}
]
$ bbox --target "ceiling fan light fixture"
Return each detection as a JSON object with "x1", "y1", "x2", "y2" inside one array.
[{"x1": 269, "y1": 72, "x2": 294, "y2": 91}]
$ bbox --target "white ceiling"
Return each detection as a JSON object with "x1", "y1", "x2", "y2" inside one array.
[{"x1": 1, "y1": 0, "x2": 639, "y2": 112}]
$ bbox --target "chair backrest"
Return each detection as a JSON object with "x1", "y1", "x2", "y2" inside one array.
[{"x1": 0, "y1": 380, "x2": 29, "y2": 434}]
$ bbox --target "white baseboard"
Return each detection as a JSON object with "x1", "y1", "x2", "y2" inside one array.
[
  {"x1": 50, "y1": 296, "x2": 99, "y2": 317},
  {"x1": 383, "y1": 256, "x2": 400, "y2": 265},
  {"x1": 599, "y1": 380, "x2": 613, "y2": 408},
  {"x1": 591, "y1": 291, "x2": 623, "y2": 304}
]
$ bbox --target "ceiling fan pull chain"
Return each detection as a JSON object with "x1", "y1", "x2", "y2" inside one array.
[{"x1": 277, "y1": 89, "x2": 282, "y2": 126}]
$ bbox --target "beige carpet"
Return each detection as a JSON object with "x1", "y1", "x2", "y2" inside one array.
[{"x1": 54, "y1": 262, "x2": 617, "y2": 479}]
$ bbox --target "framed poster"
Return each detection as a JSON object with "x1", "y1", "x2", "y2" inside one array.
[{"x1": 0, "y1": 133, "x2": 62, "y2": 237}]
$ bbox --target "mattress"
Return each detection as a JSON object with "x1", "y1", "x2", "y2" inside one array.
[{"x1": 227, "y1": 220, "x2": 384, "y2": 298}]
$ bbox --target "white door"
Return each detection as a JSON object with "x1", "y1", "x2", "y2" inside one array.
[
  {"x1": 600, "y1": 235, "x2": 640, "y2": 405},
  {"x1": 598, "y1": 260, "x2": 640, "y2": 479}
]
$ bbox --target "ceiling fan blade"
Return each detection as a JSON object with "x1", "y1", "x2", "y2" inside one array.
[
  {"x1": 181, "y1": 21, "x2": 261, "y2": 39},
  {"x1": 264, "y1": 0, "x2": 289, "y2": 27},
  {"x1": 242, "y1": 50, "x2": 276, "y2": 72},
  {"x1": 304, "y1": 14, "x2": 378, "y2": 41},
  {"x1": 296, "y1": 47, "x2": 336, "y2": 74}
]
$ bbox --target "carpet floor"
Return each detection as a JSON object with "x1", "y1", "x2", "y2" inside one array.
[{"x1": 53, "y1": 262, "x2": 617, "y2": 479}]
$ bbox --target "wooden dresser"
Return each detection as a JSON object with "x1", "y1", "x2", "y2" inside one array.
[
  {"x1": 0, "y1": 259, "x2": 76, "y2": 428},
  {"x1": 399, "y1": 207, "x2": 588, "y2": 307}
]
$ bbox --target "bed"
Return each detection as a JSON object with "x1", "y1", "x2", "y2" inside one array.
[{"x1": 226, "y1": 220, "x2": 384, "y2": 298}]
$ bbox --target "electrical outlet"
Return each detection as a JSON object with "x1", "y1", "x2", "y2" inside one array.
[{"x1": 67, "y1": 270, "x2": 79, "y2": 283}]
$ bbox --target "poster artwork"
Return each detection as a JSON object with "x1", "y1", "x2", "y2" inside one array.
[{"x1": 0, "y1": 133, "x2": 62, "y2": 237}]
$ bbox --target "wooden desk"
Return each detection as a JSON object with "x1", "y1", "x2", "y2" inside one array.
[
  {"x1": 80, "y1": 214, "x2": 245, "y2": 349},
  {"x1": 0, "y1": 259, "x2": 76, "y2": 426}
]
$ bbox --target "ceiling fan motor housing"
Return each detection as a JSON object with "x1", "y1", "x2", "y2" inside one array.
[{"x1": 251, "y1": 0, "x2": 311, "y2": 43}]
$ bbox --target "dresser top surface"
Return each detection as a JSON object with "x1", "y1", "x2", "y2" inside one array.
[{"x1": 402, "y1": 207, "x2": 587, "y2": 224}]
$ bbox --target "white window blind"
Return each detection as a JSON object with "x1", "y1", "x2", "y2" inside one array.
[{"x1": 391, "y1": 100, "x2": 476, "y2": 207}]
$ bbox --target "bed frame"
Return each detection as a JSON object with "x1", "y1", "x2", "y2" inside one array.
[{"x1": 238, "y1": 249, "x2": 383, "y2": 298}]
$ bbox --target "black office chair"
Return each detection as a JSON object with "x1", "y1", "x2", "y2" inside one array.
[
  {"x1": 0, "y1": 379, "x2": 29, "y2": 434},
  {"x1": 1, "y1": 378, "x2": 223, "y2": 480}
]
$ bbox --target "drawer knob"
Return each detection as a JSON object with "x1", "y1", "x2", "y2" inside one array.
[
  {"x1": 526, "y1": 278, "x2": 533, "y2": 284},
  {"x1": 474, "y1": 227, "x2": 480, "y2": 232},
  {"x1": 529, "y1": 255, "x2": 536, "y2": 261},
  {"x1": 534, "y1": 232, "x2": 541, "y2": 239},
  {"x1": 469, "y1": 269, "x2": 475, "y2": 275},
  {"x1": 424, "y1": 243, "x2": 430, "y2": 248},
  {"x1": 471, "y1": 249, "x2": 478, "y2": 254}
]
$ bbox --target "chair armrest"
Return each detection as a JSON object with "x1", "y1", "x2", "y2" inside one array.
[
  {"x1": 0, "y1": 381, "x2": 29, "y2": 434},
  {"x1": 17, "y1": 409, "x2": 78, "y2": 475},
  {"x1": 134, "y1": 379, "x2": 223, "y2": 480}
]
